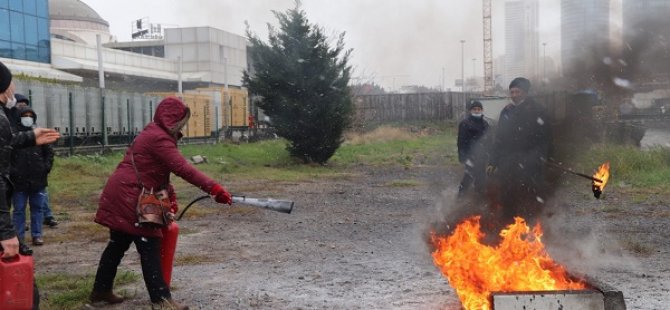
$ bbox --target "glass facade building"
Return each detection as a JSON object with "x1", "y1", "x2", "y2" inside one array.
[{"x1": 0, "y1": 0, "x2": 50, "y2": 63}]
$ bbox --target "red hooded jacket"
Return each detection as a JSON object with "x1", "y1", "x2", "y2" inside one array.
[{"x1": 95, "y1": 97, "x2": 218, "y2": 237}]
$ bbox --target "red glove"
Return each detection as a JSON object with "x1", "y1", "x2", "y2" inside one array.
[{"x1": 210, "y1": 184, "x2": 232, "y2": 205}]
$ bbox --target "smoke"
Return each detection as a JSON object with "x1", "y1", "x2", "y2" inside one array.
[{"x1": 539, "y1": 194, "x2": 642, "y2": 278}]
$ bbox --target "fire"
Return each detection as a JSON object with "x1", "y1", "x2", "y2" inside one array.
[
  {"x1": 592, "y1": 161, "x2": 610, "y2": 198},
  {"x1": 431, "y1": 216, "x2": 586, "y2": 310}
]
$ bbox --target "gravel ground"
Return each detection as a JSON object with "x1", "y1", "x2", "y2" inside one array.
[{"x1": 34, "y1": 160, "x2": 670, "y2": 310}]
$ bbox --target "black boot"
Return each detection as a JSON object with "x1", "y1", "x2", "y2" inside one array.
[
  {"x1": 19, "y1": 243, "x2": 33, "y2": 256},
  {"x1": 44, "y1": 217, "x2": 59, "y2": 228},
  {"x1": 90, "y1": 290, "x2": 124, "y2": 304}
]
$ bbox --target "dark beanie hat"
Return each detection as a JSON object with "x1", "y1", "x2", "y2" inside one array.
[
  {"x1": 468, "y1": 100, "x2": 483, "y2": 110},
  {"x1": 0, "y1": 61, "x2": 12, "y2": 94},
  {"x1": 15, "y1": 93, "x2": 29, "y2": 104},
  {"x1": 509, "y1": 77, "x2": 531, "y2": 92}
]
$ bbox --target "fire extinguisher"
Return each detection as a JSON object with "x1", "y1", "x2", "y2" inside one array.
[
  {"x1": 160, "y1": 194, "x2": 209, "y2": 287},
  {"x1": 160, "y1": 221, "x2": 179, "y2": 287}
]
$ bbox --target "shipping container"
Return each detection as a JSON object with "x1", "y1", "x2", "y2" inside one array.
[{"x1": 148, "y1": 92, "x2": 212, "y2": 138}]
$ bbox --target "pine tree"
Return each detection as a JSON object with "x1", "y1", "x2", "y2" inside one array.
[{"x1": 243, "y1": 3, "x2": 353, "y2": 164}]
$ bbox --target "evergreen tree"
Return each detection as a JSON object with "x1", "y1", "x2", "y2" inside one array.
[{"x1": 243, "y1": 3, "x2": 353, "y2": 164}]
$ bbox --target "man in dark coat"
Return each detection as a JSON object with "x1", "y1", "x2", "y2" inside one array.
[
  {"x1": 0, "y1": 61, "x2": 60, "y2": 259},
  {"x1": 457, "y1": 100, "x2": 490, "y2": 196},
  {"x1": 11, "y1": 107, "x2": 54, "y2": 247},
  {"x1": 1, "y1": 61, "x2": 60, "y2": 310},
  {"x1": 487, "y1": 77, "x2": 551, "y2": 224}
]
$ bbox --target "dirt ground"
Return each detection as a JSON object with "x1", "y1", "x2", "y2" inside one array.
[{"x1": 34, "y1": 160, "x2": 670, "y2": 309}]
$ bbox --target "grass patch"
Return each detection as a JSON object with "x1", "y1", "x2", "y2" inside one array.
[
  {"x1": 570, "y1": 145, "x2": 670, "y2": 194},
  {"x1": 174, "y1": 254, "x2": 216, "y2": 266},
  {"x1": 332, "y1": 125, "x2": 456, "y2": 167},
  {"x1": 37, "y1": 270, "x2": 139, "y2": 310}
]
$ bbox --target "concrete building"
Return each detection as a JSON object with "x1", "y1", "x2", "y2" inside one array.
[
  {"x1": 2, "y1": 0, "x2": 248, "y2": 92},
  {"x1": 504, "y1": 0, "x2": 539, "y2": 85},
  {"x1": 560, "y1": 0, "x2": 610, "y2": 75},
  {"x1": 1, "y1": 0, "x2": 253, "y2": 139}
]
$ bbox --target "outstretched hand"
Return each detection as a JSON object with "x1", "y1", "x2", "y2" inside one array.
[{"x1": 33, "y1": 128, "x2": 60, "y2": 145}]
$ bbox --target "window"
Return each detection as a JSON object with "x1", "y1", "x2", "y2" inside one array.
[
  {"x1": 11, "y1": 42, "x2": 25, "y2": 59},
  {"x1": 8, "y1": 0, "x2": 20, "y2": 10},
  {"x1": 0, "y1": 40, "x2": 11, "y2": 58},
  {"x1": 9, "y1": 11, "x2": 25, "y2": 43},
  {"x1": 24, "y1": 14, "x2": 38, "y2": 46},
  {"x1": 22, "y1": 0, "x2": 36, "y2": 15},
  {"x1": 0, "y1": 9, "x2": 9, "y2": 40}
]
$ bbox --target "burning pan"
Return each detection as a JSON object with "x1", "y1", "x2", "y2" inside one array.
[{"x1": 491, "y1": 280, "x2": 625, "y2": 310}]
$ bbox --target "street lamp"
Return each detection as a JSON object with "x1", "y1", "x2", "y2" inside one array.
[
  {"x1": 472, "y1": 58, "x2": 476, "y2": 92},
  {"x1": 460, "y1": 40, "x2": 465, "y2": 93}
]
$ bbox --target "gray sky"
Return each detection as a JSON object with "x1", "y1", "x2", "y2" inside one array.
[{"x1": 84, "y1": 0, "x2": 561, "y2": 90}]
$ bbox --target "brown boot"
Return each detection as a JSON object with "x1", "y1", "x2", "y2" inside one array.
[
  {"x1": 152, "y1": 297, "x2": 189, "y2": 310},
  {"x1": 89, "y1": 290, "x2": 124, "y2": 304}
]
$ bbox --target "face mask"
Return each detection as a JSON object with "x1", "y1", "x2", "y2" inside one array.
[
  {"x1": 471, "y1": 113, "x2": 483, "y2": 118},
  {"x1": 21, "y1": 117, "x2": 34, "y2": 127},
  {"x1": 4, "y1": 95, "x2": 16, "y2": 109}
]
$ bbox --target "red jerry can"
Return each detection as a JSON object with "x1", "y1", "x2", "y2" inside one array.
[
  {"x1": 160, "y1": 221, "x2": 179, "y2": 287},
  {"x1": 0, "y1": 253, "x2": 34, "y2": 310}
]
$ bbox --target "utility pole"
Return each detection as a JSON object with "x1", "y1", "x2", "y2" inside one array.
[
  {"x1": 482, "y1": 0, "x2": 493, "y2": 94},
  {"x1": 472, "y1": 58, "x2": 477, "y2": 92},
  {"x1": 460, "y1": 40, "x2": 465, "y2": 93}
]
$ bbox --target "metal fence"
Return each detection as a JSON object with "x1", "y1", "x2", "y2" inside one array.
[
  {"x1": 352, "y1": 91, "x2": 474, "y2": 128},
  {"x1": 15, "y1": 79, "x2": 163, "y2": 154}
]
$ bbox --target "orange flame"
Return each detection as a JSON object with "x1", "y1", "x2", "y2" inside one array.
[
  {"x1": 592, "y1": 161, "x2": 610, "y2": 193},
  {"x1": 431, "y1": 216, "x2": 586, "y2": 310}
]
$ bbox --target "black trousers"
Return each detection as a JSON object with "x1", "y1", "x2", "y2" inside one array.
[
  {"x1": 93, "y1": 230, "x2": 170, "y2": 303},
  {"x1": 459, "y1": 160, "x2": 486, "y2": 195}
]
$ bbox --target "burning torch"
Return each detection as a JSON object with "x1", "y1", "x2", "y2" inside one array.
[{"x1": 544, "y1": 159, "x2": 610, "y2": 198}]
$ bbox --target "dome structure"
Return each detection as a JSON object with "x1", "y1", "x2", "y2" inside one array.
[
  {"x1": 49, "y1": 0, "x2": 115, "y2": 45},
  {"x1": 49, "y1": 0, "x2": 109, "y2": 26}
]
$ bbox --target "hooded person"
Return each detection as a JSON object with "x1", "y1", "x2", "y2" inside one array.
[
  {"x1": 14, "y1": 93, "x2": 59, "y2": 228},
  {"x1": 10, "y1": 107, "x2": 54, "y2": 249},
  {"x1": 486, "y1": 77, "x2": 551, "y2": 227},
  {"x1": 90, "y1": 96, "x2": 233, "y2": 309},
  {"x1": 457, "y1": 100, "x2": 490, "y2": 196}
]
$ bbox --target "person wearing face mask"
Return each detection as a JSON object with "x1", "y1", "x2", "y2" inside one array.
[
  {"x1": 10, "y1": 107, "x2": 54, "y2": 250},
  {"x1": 14, "y1": 94, "x2": 59, "y2": 230},
  {"x1": 457, "y1": 100, "x2": 490, "y2": 197},
  {"x1": 486, "y1": 77, "x2": 552, "y2": 226}
]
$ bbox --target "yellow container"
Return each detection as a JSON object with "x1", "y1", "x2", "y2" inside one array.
[
  {"x1": 147, "y1": 92, "x2": 212, "y2": 137},
  {"x1": 197, "y1": 86, "x2": 250, "y2": 127}
]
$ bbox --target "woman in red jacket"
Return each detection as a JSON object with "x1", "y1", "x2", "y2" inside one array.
[{"x1": 90, "y1": 97, "x2": 231, "y2": 310}]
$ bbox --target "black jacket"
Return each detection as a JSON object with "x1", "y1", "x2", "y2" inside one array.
[
  {"x1": 489, "y1": 97, "x2": 551, "y2": 170},
  {"x1": 1, "y1": 106, "x2": 36, "y2": 241},
  {"x1": 457, "y1": 115, "x2": 490, "y2": 163},
  {"x1": 10, "y1": 108, "x2": 54, "y2": 192}
]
